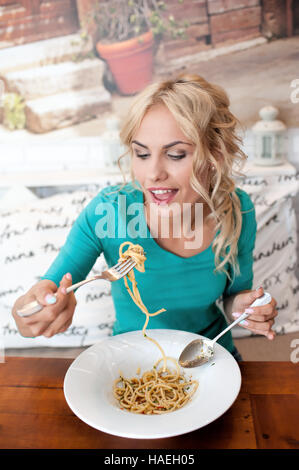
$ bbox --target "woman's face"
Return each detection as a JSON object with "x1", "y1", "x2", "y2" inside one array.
[{"x1": 131, "y1": 104, "x2": 208, "y2": 214}]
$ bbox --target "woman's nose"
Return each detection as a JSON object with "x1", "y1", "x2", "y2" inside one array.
[{"x1": 147, "y1": 155, "x2": 168, "y2": 181}]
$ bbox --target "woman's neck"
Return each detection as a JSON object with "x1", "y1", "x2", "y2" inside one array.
[{"x1": 144, "y1": 199, "x2": 212, "y2": 240}]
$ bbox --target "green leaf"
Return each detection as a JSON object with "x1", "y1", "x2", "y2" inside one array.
[{"x1": 157, "y1": 1, "x2": 166, "y2": 9}]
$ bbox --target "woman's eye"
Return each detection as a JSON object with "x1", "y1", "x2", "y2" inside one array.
[
  {"x1": 135, "y1": 153, "x2": 149, "y2": 159},
  {"x1": 168, "y1": 153, "x2": 186, "y2": 160},
  {"x1": 133, "y1": 150, "x2": 186, "y2": 160}
]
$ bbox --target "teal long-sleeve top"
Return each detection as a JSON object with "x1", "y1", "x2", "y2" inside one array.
[{"x1": 40, "y1": 181, "x2": 257, "y2": 353}]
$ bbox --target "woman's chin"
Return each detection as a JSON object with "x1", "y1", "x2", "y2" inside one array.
[{"x1": 147, "y1": 200, "x2": 183, "y2": 219}]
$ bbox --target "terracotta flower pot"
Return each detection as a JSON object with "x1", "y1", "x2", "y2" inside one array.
[{"x1": 96, "y1": 30, "x2": 154, "y2": 96}]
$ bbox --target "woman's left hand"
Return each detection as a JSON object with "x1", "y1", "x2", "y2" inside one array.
[{"x1": 231, "y1": 287, "x2": 278, "y2": 340}]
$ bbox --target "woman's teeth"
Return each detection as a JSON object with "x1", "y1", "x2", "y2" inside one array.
[
  {"x1": 150, "y1": 189, "x2": 178, "y2": 203},
  {"x1": 151, "y1": 189, "x2": 173, "y2": 194}
]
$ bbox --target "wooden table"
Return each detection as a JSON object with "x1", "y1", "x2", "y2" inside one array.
[{"x1": 0, "y1": 358, "x2": 298, "y2": 450}]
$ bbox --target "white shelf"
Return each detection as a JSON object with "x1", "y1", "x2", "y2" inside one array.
[{"x1": 0, "y1": 169, "x2": 129, "y2": 188}]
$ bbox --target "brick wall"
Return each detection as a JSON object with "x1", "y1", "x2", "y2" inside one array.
[
  {"x1": 158, "y1": 0, "x2": 211, "y2": 59},
  {"x1": 76, "y1": 0, "x2": 99, "y2": 43},
  {"x1": 294, "y1": 1, "x2": 299, "y2": 35},
  {"x1": 156, "y1": 0, "x2": 264, "y2": 61},
  {"x1": 208, "y1": 0, "x2": 262, "y2": 46},
  {"x1": 77, "y1": 1, "x2": 296, "y2": 62},
  {"x1": 261, "y1": 0, "x2": 288, "y2": 38}
]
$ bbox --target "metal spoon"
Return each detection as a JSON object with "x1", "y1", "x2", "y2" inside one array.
[{"x1": 179, "y1": 291, "x2": 272, "y2": 368}]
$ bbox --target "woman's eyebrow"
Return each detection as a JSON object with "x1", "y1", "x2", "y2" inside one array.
[{"x1": 132, "y1": 140, "x2": 192, "y2": 149}]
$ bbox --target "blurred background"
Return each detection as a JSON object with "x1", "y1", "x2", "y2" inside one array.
[{"x1": 0, "y1": 0, "x2": 299, "y2": 361}]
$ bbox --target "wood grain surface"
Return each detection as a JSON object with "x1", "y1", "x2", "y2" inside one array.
[{"x1": 0, "y1": 358, "x2": 298, "y2": 449}]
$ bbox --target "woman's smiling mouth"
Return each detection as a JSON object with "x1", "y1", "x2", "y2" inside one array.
[{"x1": 148, "y1": 187, "x2": 179, "y2": 205}]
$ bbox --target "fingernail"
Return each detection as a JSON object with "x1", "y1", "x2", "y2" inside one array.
[
  {"x1": 232, "y1": 312, "x2": 241, "y2": 318},
  {"x1": 45, "y1": 294, "x2": 56, "y2": 304},
  {"x1": 256, "y1": 286, "x2": 263, "y2": 291},
  {"x1": 240, "y1": 320, "x2": 249, "y2": 326},
  {"x1": 66, "y1": 273, "x2": 72, "y2": 280},
  {"x1": 61, "y1": 287, "x2": 67, "y2": 294},
  {"x1": 245, "y1": 308, "x2": 254, "y2": 314}
]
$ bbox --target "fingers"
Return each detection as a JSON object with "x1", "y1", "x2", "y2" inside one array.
[
  {"x1": 41, "y1": 273, "x2": 75, "y2": 337},
  {"x1": 13, "y1": 292, "x2": 51, "y2": 337},
  {"x1": 232, "y1": 297, "x2": 278, "y2": 340},
  {"x1": 20, "y1": 273, "x2": 74, "y2": 337},
  {"x1": 244, "y1": 308, "x2": 278, "y2": 323},
  {"x1": 234, "y1": 314, "x2": 276, "y2": 339},
  {"x1": 57, "y1": 319, "x2": 73, "y2": 334},
  {"x1": 239, "y1": 316, "x2": 274, "y2": 333},
  {"x1": 42, "y1": 293, "x2": 77, "y2": 337},
  {"x1": 23, "y1": 273, "x2": 72, "y2": 326},
  {"x1": 241, "y1": 298, "x2": 277, "y2": 321},
  {"x1": 53, "y1": 272, "x2": 73, "y2": 309},
  {"x1": 241, "y1": 322, "x2": 276, "y2": 340}
]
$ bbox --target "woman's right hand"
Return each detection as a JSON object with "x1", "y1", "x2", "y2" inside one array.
[{"x1": 11, "y1": 273, "x2": 77, "y2": 338}]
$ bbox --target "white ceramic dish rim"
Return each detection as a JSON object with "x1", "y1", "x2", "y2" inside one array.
[{"x1": 63, "y1": 329, "x2": 241, "y2": 439}]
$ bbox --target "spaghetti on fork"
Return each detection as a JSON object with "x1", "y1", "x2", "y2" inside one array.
[{"x1": 112, "y1": 242, "x2": 199, "y2": 415}]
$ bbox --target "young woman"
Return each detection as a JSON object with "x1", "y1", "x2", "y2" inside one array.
[{"x1": 12, "y1": 74, "x2": 277, "y2": 360}]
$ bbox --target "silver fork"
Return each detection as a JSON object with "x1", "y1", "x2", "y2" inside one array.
[{"x1": 16, "y1": 258, "x2": 137, "y2": 318}]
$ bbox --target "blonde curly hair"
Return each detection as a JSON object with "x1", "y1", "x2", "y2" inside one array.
[{"x1": 116, "y1": 74, "x2": 248, "y2": 281}]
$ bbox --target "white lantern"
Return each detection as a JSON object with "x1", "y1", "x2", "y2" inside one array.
[{"x1": 252, "y1": 105, "x2": 287, "y2": 166}]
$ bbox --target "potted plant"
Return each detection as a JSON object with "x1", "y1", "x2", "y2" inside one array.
[{"x1": 83, "y1": 0, "x2": 188, "y2": 95}]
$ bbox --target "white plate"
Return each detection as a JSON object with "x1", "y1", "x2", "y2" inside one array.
[{"x1": 63, "y1": 329, "x2": 241, "y2": 439}]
